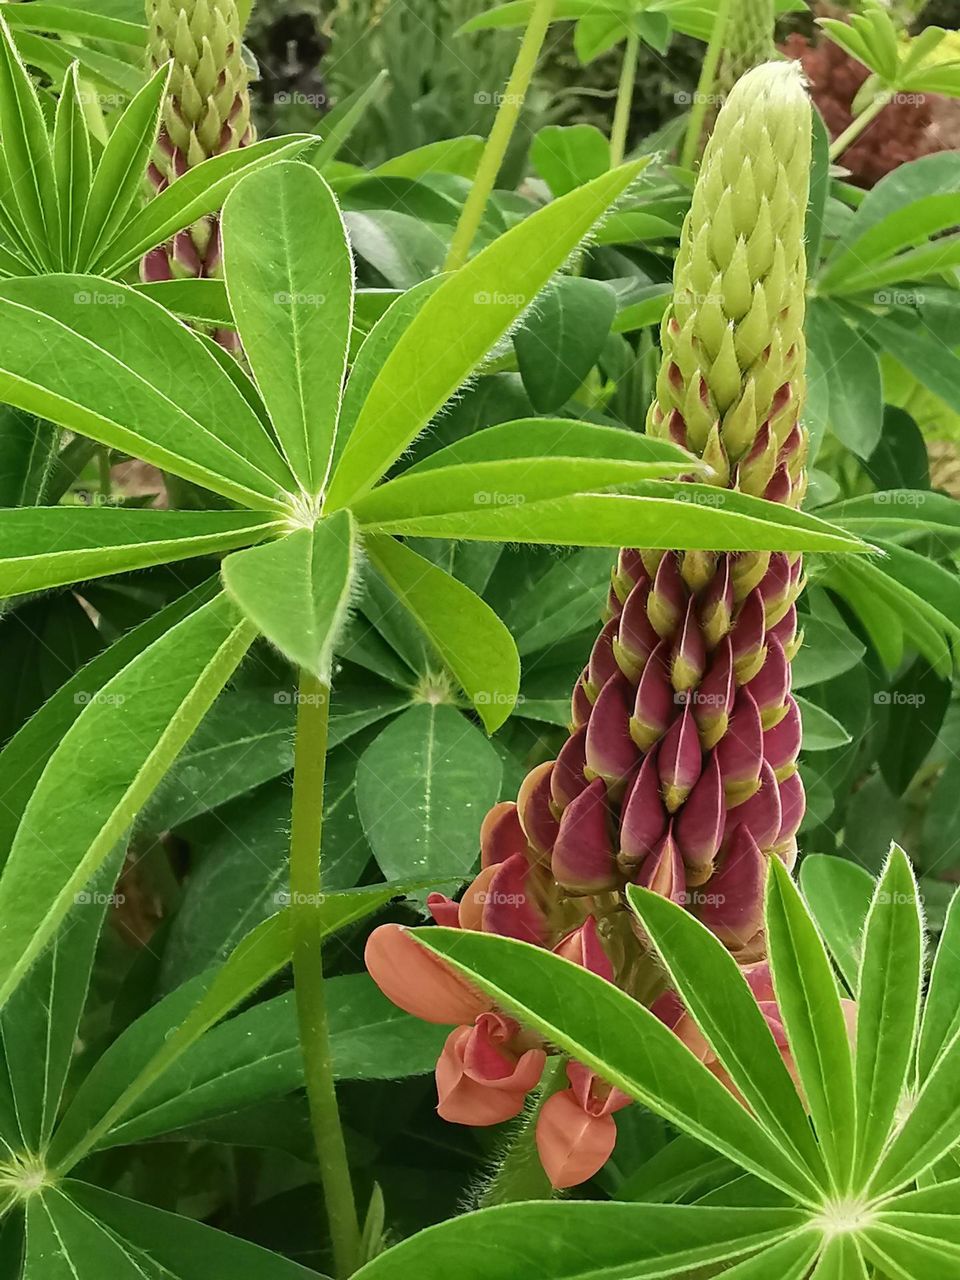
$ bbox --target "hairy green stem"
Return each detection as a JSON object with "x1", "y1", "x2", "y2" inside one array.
[
  {"x1": 829, "y1": 91, "x2": 892, "y2": 161},
  {"x1": 479, "y1": 1056, "x2": 569, "y2": 1207},
  {"x1": 681, "y1": 0, "x2": 732, "y2": 169},
  {"x1": 444, "y1": 0, "x2": 555, "y2": 271},
  {"x1": 610, "y1": 30, "x2": 639, "y2": 168},
  {"x1": 290, "y1": 670, "x2": 361, "y2": 1278}
]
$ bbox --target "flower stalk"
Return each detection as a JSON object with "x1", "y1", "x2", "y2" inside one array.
[
  {"x1": 444, "y1": 0, "x2": 555, "y2": 272},
  {"x1": 610, "y1": 30, "x2": 639, "y2": 168},
  {"x1": 290, "y1": 669, "x2": 361, "y2": 1279}
]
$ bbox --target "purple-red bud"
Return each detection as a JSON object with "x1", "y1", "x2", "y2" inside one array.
[
  {"x1": 692, "y1": 638, "x2": 735, "y2": 749},
  {"x1": 483, "y1": 853, "x2": 550, "y2": 945},
  {"x1": 633, "y1": 827, "x2": 685, "y2": 904},
  {"x1": 517, "y1": 762, "x2": 561, "y2": 859},
  {"x1": 716, "y1": 689, "x2": 764, "y2": 806},
  {"x1": 615, "y1": 579, "x2": 659, "y2": 680},
  {"x1": 776, "y1": 769, "x2": 805, "y2": 848},
  {"x1": 571, "y1": 672, "x2": 592, "y2": 729},
  {"x1": 553, "y1": 915, "x2": 614, "y2": 981},
  {"x1": 674, "y1": 750, "x2": 725, "y2": 885},
  {"x1": 586, "y1": 618, "x2": 620, "y2": 700},
  {"x1": 745, "y1": 636, "x2": 790, "y2": 728},
  {"x1": 658, "y1": 704, "x2": 703, "y2": 813},
  {"x1": 630, "y1": 641, "x2": 674, "y2": 750},
  {"x1": 585, "y1": 674, "x2": 638, "y2": 792},
  {"x1": 648, "y1": 553, "x2": 687, "y2": 639},
  {"x1": 699, "y1": 556, "x2": 734, "y2": 649},
  {"x1": 671, "y1": 596, "x2": 707, "y2": 692},
  {"x1": 551, "y1": 726, "x2": 589, "y2": 812},
  {"x1": 696, "y1": 825, "x2": 766, "y2": 955},
  {"x1": 618, "y1": 750, "x2": 668, "y2": 872},
  {"x1": 730, "y1": 589, "x2": 767, "y2": 684},
  {"x1": 764, "y1": 695, "x2": 802, "y2": 780},
  {"x1": 724, "y1": 759, "x2": 782, "y2": 852},
  {"x1": 480, "y1": 802, "x2": 528, "y2": 868},
  {"x1": 552, "y1": 778, "x2": 620, "y2": 895}
]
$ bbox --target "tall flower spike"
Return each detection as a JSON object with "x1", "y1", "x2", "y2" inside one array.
[
  {"x1": 143, "y1": 0, "x2": 256, "y2": 300},
  {"x1": 367, "y1": 62, "x2": 814, "y2": 1191}
]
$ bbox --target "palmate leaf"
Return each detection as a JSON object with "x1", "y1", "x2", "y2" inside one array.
[
  {"x1": 0, "y1": 275, "x2": 296, "y2": 510},
  {"x1": 52, "y1": 64, "x2": 92, "y2": 270},
  {"x1": 222, "y1": 163, "x2": 355, "y2": 495},
  {"x1": 23, "y1": 1182, "x2": 326, "y2": 1280},
  {"x1": 0, "y1": 595, "x2": 256, "y2": 1013},
  {"x1": 324, "y1": 160, "x2": 651, "y2": 510},
  {"x1": 799, "y1": 855, "x2": 876, "y2": 992},
  {"x1": 918, "y1": 888, "x2": 960, "y2": 1078},
  {"x1": 0, "y1": 13, "x2": 58, "y2": 269}
]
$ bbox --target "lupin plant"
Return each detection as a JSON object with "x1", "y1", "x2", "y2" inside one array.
[
  {"x1": 367, "y1": 59, "x2": 815, "y2": 1189},
  {"x1": 142, "y1": 0, "x2": 255, "y2": 290}
]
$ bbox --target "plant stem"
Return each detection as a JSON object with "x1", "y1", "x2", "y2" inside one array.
[
  {"x1": 828, "y1": 91, "x2": 892, "y2": 161},
  {"x1": 610, "y1": 31, "x2": 639, "y2": 168},
  {"x1": 97, "y1": 446, "x2": 112, "y2": 501},
  {"x1": 681, "y1": 0, "x2": 732, "y2": 169},
  {"x1": 290, "y1": 669, "x2": 361, "y2": 1279},
  {"x1": 443, "y1": 0, "x2": 556, "y2": 272},
  {"x1": 479, "y1": 1056, "x2": 569, "y2": 1207}
]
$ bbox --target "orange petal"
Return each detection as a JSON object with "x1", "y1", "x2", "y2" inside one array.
[
  {"x1": 364, "y1": 924, "x2": 490, "y2": 1025},
  {"x1": 535, "y1": 1090, "x2": 617, "y2": 1189}
]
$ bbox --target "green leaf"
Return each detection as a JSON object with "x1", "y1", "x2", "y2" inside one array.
[
  {"x1": 366, "y1": 535, "x2": 519, "y2": 733},
  {"x1": 0, "y1": 14, "x2": 58, "y2": 268},
  {"x1": 531, "y1": 123, "x2": 611, "y2": 198},
  {"x1": 0, "y1": 580, "x2": 220, "y2": 865},
  {"x1": 222, "y1": 163, "x2": 354, "y2": 494},
  {"x1": 854, "y1": 847, "x2": 924, "y2": 1180},
  {"x1": 325, "y1": 160, "x2": 649, "y2": 510},
  {"x1": 765, "y1": 859, "x2": 857, "y2": 1189},
  {"x1": 0, "y1": 508, "x2": 280, "y2": 598},
  {"x1": 805, "y1": 107, "x2": 830, "y2": 273},
  {"x1": 918, "y1": 887, "x2": 960, "y2": 1078},
  {"x1": 862, "y1": 1219, "x2": 960, "y2": 1280},
  {"x1": 415, "y1": 928, "x2": 819, "y2": 1200},
  {"x1": 25, "y1": 1182, "x2": 326, "y2": 1279},
  {"x1": 0, "y1": 275, "x2": 297, "y2": 510},
  {"x1": 132, "y1": 277, "x2": 235, "y2": 327},
  {"x1": 352, "y1": 1201, "x2": 807, "y2": 1280},
  {"x1": 2, "y1": 5, "x2": 145, "y2": 44},
  {"x1": 818, "y1": 490, "x2": 960, "y2": 542},
  {"x1": 806, "y1": 300, "x2": 883, "y2": 459},
  {"x1": 94, "y1": 135, "x2": 312, "y2": 275},
  {"x1": 103, "y1": 974, "x2": 445, "y2": 1147},
  {"x1": 222, "y1": 514, "x2": 358, "y2": 678},
  {"x1": 459, "y1": 1, "x2": 632, "y2": 34},
  {"x1": 0, "y1": 406, "x2": 56, "y2": 508},
  {"x1": 359, "y1": 485, "x2": 868, "y2": 554},
  {"x1": 872, "y1": 313, "x2": 960, "y2": 423},
  {"x1": 512, "y1": 276, "x2": 617, "y2": 412},
  {"x1": 74, "y1": 64, "x2": 168, "y2": 270},
  {"x1": 797, "y1": 696, "x2": 853, "y2": 752},
  {"x1": 612, "y1": 283, "x2": 673, "y2": 333},
  {"x1": 0, "y1": 595, "x2": 255, "y2": 1013},
  {"x1": 799, "y1": 855, "x2": 876, "y2": 992},
  {"x1": 52, "y1": 63, "x2": 92, "y2": 271},
  {"x1": 626, "y1": 886, "x2": 825, "y2": 1185},
  {"x1": 356, "y1": 705, "x2": 502, "y2": 881}
]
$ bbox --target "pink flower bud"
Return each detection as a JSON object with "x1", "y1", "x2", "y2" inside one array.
[
  {"x1": 517, "y1": 761, "x2": 560, "y2": 859},
  {"x1": 551, "y1": 725, "x2": 589, "y2": 811},
  {"x1": 571, "y1": 672, "x2": 592, "y2": 729},
  {"x1": 615, "y1": 579, "x2": 659, "y2": 679},
  {"x1": 699, "y1": 555, "x2": 734, "y2": 648},
  {"x1": 648, "y1": 553, "x2": 687, "y2": 639},
  {"x1": 585, "y1": 673, "x2": 638, "y2": 791},
  {"x1": 696, "y1": 825, "x2": 766, "y2": 953},
  {"x1": 618, "y1": 750, "x2": 668, "y2": 872},
  {"x1": 745, "y1": 636, "x2": 790, "y2": 729},
  {"x1": 658, "y1": 704, "x2": 703, "y2": 812},
  {"x1": 716, "y1": 689, "x2": 764, "y2": 806},
  {"x1": 630, "y1": 641, "x2": 674, "y2": 750},
  {"x1": 776, "y1": 769, "x2": 805, "y2": 847},
  {"x1": 552, "y1": 915, "x2": 614, "y2": 981},
  {"x1": 724, "y1": 760, "x2": 782, "y2": 852},
  {"x1": 482, "y1": 853, "x2": 551, "y2": 944},
  {"x1": 764, "y1": 695, "x2": 802, "y2": 780},
  {"x1": 693, "y1": 638, "x2": 735, "y2": 749},
  {"x1": 730, "y1": 589, "x2": 767, "y2": 684},
  {"x1": 437, "y1": 1014, "x2": 546, "y2": 1126},
  {"x1": 633, "y1": 827, "x2": 685, "y2": 904},
  {"x1": 671, "y1": 596, "x2": 707, "y2": 692},
  {"x1": 586, "y1": 617, "x2": 620, "y2": 699},
  {"x1": 480, "y1": 802, "x2": 527, "y2": 868},
  {"x1": 763, "y1": 463, "x2": 793, "y2": 505},
  {"x1": 457, "y1": 864, "x2": 499, "y2": 931},
  {"x1": 674, "y1": 750, "x2": 725, "y2": 884},
  {"x1": 552, "y1": 777, "x2": 619, "y2": 895},
  {"x1": 758, "y1": 553, "x2": 792, "y2": 628},
  {"x1": 769, "y1": 603, "x2": 799, "y2": 659}
]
